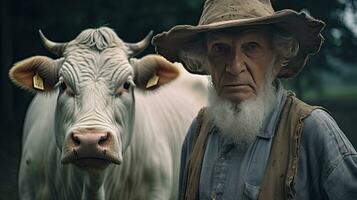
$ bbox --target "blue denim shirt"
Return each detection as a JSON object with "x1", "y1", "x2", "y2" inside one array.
[{"x1": 179, "y1": 82, "x2": 357, "y2": 200}]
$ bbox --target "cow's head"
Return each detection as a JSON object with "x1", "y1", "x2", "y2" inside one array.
[{"x1": 9, "y1": 27, "x2": 179, "y2": 170}]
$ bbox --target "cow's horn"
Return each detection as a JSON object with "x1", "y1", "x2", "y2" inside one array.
[
  {"x1": 126, "y1": 30, "x2": 153, "y2": 57},
  {"x1": 39, "y1": 30, "x2": 67, "y2": 56}
]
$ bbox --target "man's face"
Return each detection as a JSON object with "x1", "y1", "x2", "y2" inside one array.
[{"x1": 206, "y1": 29, "x2": 275, "y2": 104}]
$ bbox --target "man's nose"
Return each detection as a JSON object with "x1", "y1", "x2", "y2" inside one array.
[{"x1": 225, "y1": 50, "x2": 246, "y2": 75}]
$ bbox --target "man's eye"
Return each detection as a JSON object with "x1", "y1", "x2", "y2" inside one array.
[
  {"x1": 211, "y1": 43, "x2": 230, "y2": 54},
  {"x1": 242, "y1": 42, "x2": 259, "y2": 55}
]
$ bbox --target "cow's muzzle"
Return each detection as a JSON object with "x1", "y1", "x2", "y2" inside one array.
[{"x1": 61, "y1": 128, "x2": 122, "y2": 169}]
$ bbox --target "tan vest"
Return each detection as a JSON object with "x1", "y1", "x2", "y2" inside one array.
[{"x1": 184, "y1": 92, "x2": 323, "y2": 200}]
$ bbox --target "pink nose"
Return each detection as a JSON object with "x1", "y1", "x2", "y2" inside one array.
[
  {"x1": 72, "y1": 132, "x2": 108, "y2": 147},
  {"x1": 62, "y1": 129, "x2": 121, "y2": 167},
  {"x1": 70, "y1": 131, "x2": 110, "y2": 158}
]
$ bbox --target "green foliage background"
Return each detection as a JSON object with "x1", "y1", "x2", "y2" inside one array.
[{"x1": 0, "y1": 0, "x2": 356, "y2": 198}]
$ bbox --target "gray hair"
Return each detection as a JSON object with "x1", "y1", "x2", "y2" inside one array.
[
  {"x1": 178, "y1": 27, "x2": 300, "y2": 75},
  {"x1": 271, "y1": 30, "x2": 300, "y2": 67}
]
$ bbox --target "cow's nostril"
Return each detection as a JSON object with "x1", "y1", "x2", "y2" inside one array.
[
  {"x1": 72, "y1": 134, "x2": 80, "y2": 146},
  {"x1": 98, "y1": 133, "x2": 109, "y2": 146}
]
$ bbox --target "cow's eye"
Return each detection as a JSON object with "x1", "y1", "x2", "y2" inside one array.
[
  {"x1": 115, "y1": 82, "x2": 131, "y2": 97},
  {"x1": 59, "y1": 81, "x2": 74, "y2": 96},
  {"x1": 60, "y1": 82, "x2": 67, "y2": 92},
  {"x1": 123, "y1": 82, "x2": 130, "y2": 90}
]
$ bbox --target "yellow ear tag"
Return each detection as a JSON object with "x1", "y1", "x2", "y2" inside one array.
[
  {"x1": 146, "y1": 74, "x2": 159, "y2": 89},
  {"x1": 33, "y1": 73, "x2": 44, "y2": 91}
]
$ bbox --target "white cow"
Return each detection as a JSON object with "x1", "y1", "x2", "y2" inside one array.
[{"x1": 10, "y1": 27, "x2": 207, "y2": 200}]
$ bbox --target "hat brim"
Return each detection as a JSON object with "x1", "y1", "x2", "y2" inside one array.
[{"x1": 152, "y1": 9, "x2": 325, "y2": 78}]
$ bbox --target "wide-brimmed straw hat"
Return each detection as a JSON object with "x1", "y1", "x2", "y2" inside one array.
[{"x1": 152, "y1": 0, "x2": 325, "y2": 78}]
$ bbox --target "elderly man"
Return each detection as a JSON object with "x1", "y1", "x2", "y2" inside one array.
[{"x1": 152, "y1": 0, "x2": 357, "y2": 199}]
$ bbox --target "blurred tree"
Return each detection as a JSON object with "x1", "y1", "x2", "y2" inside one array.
[{"x1": 272, "y1": 0, "x2": 357, "y2": 98}]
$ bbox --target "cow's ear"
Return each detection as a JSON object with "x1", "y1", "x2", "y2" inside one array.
[
  {"x1": 9, "y1": 56, "x2": 60, "y2": 92},
  {"x1": 131, "y1": 55, "x2": 180, "y2": 90}
]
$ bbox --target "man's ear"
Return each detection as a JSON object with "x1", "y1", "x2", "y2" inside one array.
[
  {"x1": 9, "y1": 56, "x2": 60, "y2": 92},
  {"x1": 131, "y1": 55, "x2": 180, "y2": 90}
]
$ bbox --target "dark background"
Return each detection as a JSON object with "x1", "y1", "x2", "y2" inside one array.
[{"x1": 1, "y1": 0, "x2": 356, "y2": 199}]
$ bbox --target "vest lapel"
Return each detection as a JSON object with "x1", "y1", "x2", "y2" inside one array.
[
  {"x1": 185, "y1": 108, "x2": 212, "y2": 200},
  {"x1": 258, "y1": 92, "x2": 323, "y2": 200}
]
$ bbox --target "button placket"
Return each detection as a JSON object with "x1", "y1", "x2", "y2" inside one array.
[{"x1": 211, "y1": 143, "x2": 234, "y2": 199}]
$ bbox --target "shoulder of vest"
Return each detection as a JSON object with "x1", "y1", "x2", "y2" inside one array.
[{"x1": 286, "y1": 91, "x2": 329, "y2": 120}]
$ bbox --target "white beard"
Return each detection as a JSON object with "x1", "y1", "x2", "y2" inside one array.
[{"x1": 207, "y1": 77, "x2": 276, "y2": 152}]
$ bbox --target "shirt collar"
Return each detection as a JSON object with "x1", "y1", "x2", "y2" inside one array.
[{"x1": 257, "y1": 80, "x2": 287, "y2": 139}]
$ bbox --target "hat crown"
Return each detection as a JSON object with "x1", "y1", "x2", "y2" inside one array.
[{"x1": 199, "y1": 0, "x2": 274, "y2": 25}]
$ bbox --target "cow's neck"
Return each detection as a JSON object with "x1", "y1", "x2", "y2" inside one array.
[{"x1": 81, "y1": 169, "x2": 106, "y2": 200}]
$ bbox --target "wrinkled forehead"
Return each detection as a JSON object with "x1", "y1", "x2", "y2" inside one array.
[
  {"x1": 63, "y1": 47, "x2": 130, "y2": 69},
  {"x1": 60, "y1": 46, "x2": 133, "y2": 80},
  {"x1": 206, "y1": 26, "x2": 273, "y2": 43}
]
